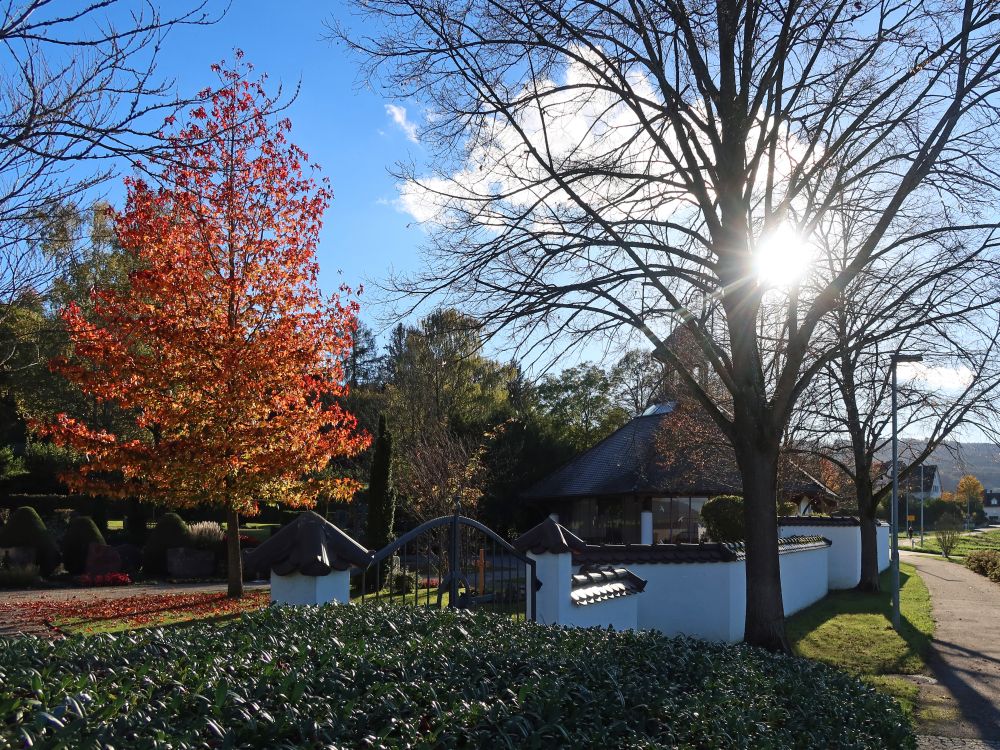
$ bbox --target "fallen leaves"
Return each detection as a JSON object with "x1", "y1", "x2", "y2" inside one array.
[{"x1": 0, "y1": 589, "x2": 269, "y2": 636}]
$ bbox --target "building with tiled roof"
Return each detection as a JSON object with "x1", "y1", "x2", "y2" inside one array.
[{"x1": 522, "y1": 403, "x2": 834, "y2": 544}]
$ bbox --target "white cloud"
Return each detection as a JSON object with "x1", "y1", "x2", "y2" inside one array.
[
  {"x1": 898, "y1": 362, "x2": 976, "y2": 390},
  {"x1": 385, "y1": 104, "x2": 419, "y2": 143},
  {"x1": 393, "y1": 46, "x2": 814, "y2": 237}
]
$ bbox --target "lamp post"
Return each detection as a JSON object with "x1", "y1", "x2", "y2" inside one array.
[
  {"x1": 891, "y1": 353, "x2": 922, "y2": 631},
  {"x1": 919, "y1": 463, "x2": 925, "y2": 546}
]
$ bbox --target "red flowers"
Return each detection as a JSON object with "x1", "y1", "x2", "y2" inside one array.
[{"x1": 74, "y1": 572, "x2": 132, "y2": 587}]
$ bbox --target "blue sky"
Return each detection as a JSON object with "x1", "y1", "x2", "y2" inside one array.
[{"x1": 121, "y1": 1, "x2": 426, "y2": 331}]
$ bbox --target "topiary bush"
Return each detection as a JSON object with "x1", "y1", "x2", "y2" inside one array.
[
  {"x1": 0, "y1": 606, "x2": 914, "y2": 749},
  {"x1": 0, "y1": 506, "x2": 60, "y2": 576},
  {"x1": 702, "y1": 495, "x2": 744, "y2": 542},
  {"x1": 141, "y1": 513, "x2": 192, "y2": 576},
  {"x1": 61, "y1": 515, "x2": 106, "y2": 575}
]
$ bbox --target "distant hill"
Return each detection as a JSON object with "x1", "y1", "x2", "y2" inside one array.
[{"x1": 877, "y1": 440, "x2": 1000, "y2": 492}]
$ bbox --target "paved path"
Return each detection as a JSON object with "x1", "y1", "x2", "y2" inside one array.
[{"x1": 901, "y1": 551, "x2": 1000, "y2": 742}]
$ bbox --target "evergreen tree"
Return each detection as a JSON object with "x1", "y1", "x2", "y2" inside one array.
[{"x1": 365, "y1": 414, "x2": 396, "y2": 552}]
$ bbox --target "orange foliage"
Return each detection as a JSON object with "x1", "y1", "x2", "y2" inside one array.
[{"x1": 38, "y1": 55, "x2": 369, "y2": 516}]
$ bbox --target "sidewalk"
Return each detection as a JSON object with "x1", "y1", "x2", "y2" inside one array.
[{"x1": 901, "y1": 551, "x2": 1000, "y2": 742}]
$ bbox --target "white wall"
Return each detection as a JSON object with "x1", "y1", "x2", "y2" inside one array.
[
  {"x1": 271, "y1": 570, "x2": 351, "y2": 606},
  {"x1": 627, "y1": 561, "x2": 746, "y2": 642},
  {"x1": 529, "y1": 551, "x2": 573, "y2": 626},
  {"x1": 567, "y1": 593, "x2": 640, "y2": 630},
  {"x1": 529, "y1": 540, "x2": 834, "y2": 642},
  {"x1": 779, "y1": 546, "x2": 829, "y2": 616},
  {"x1": 779, "y1": 525, "x2": 859, "y2": 589},
  {"x1": 877, "y1": 523, "x2": 890, "y2": 572}
]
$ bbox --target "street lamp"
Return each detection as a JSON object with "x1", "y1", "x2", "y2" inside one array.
[{"x1": 891, "y1": 352, "x2": 922, "y2": 631}]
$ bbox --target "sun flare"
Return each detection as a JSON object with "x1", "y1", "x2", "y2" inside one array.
[{"x1": 754, "y1": 224, "x2": 813, "y2": 288}]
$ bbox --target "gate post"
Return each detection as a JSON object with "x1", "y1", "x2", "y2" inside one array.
[
  {"x1": 448, "y1": 506, "x2": 460, "y2": 607},
  {"x1": 514, "y1": 517, "x2": 587, "y2": 626}
]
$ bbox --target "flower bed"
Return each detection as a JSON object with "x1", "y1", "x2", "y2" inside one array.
[
  {"x1": 0, "y1": 606, "x2": 914, "y2": 748},
  {"x1": 73, "y1": 572, "x2": 131, "y2": 587}
]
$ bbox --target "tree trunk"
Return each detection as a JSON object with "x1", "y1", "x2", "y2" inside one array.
[
  {"x1": 226, "y1": 507, "x2": 243, "y2": 598},
  {"x1": 736, "y1": 439, "x2": 791, "y2": 653},
  {"x1": 858, "y1": 511, "x2": 880, "y2": 592}
]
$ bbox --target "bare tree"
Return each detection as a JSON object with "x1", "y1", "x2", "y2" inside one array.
[
  {"x1": 0, "y1": 0, "x2": 219, "y2": 368},
  {"x1": 339, "y1": 0, "x2": 1000, "y2": 650},
  {"x1": 792, "y1": 217, "x2": 1000, "y2": 591}
]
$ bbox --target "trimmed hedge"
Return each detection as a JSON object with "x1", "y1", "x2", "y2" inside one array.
[
  {"x1": 965, "y1": 549, "x2": 1000, "y2": 583},
  {"x1": 61, "y1": 516, "x2": 105, "y2": 575},
  {"x1": 702, "y1": 494, "x2": 744, "y2": 542},
  {"x1": 0, "y1": 506, "x2": 60, "y2": 576},
  {"x1": 0, "y1": 606, "x2": 914, "y2": 749},
  {"x1": 141, "y1": 513, "x2": 192, "y2": 575}
]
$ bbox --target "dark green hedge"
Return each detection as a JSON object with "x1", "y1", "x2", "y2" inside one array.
[
  {"x1": 61, "y1": 516, "x2": 105, "y2": 575},
  {"x1": 0, "y1": 606, "x2": 913, "y2": 749},
  {"x1": 141, "y1": 512, "x2": 191, "y2": 575},
  {"x1": 0, "y1": 506, "x2": 60, "y2": 576},
  {"x1": 703, "y1": 494, "x2": 745, "y2": 542}
]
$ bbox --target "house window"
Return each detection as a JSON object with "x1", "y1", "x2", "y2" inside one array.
[{"x1": 652, "y1": 497, "x2": 704, "y2": 543}]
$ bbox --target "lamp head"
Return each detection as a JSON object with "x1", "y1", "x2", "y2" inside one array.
[{"x1": 891, "y1": 353, "x2": 923, "y2": 365}]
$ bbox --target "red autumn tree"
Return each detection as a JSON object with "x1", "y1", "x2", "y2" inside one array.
[{"x1": 40, "y1": 55, "x2": 370, "y2": 597}]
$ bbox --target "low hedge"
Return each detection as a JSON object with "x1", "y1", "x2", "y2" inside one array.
[
  {"x1": 0, "y1": 606, "x2": 914, "y2": 749},
  {"x1": 965, "y1": 549, "x2": 1000, "y2": 582}
]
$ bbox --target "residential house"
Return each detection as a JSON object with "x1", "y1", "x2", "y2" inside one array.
[{"x1": 521, "y1": 402, "x2": 834, "y2": 544}]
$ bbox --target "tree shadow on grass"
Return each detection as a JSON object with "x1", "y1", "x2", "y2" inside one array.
[{"x1": 786, "y1": 567, "x2": 932, "y2": 676}]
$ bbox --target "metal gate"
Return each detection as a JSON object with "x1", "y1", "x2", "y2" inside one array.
[{"x1": 354, "y1": 512, "x2": 537, "y2": 621}]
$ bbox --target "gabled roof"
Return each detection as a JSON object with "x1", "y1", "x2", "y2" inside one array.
[
  {"x1": 897, "y1": 463, "x2": 938, "y2": 493},
  {"x1": 522, "y1": 404, "x2": 831, "y2": 501}
]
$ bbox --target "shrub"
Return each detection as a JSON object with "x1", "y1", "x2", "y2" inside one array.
[
  {"x1": 61, "y1": 515, "x2": 106, "y2": 575},
  {"x1": 965, "y1": 549, "x2": 1000, "y2": 578},
  {"x1": 74, "y1": 572, "x2": 131, "y2": 587},
  {"x1": 0, "y1": 562, "x2": 40, "y2": 588},
  {"x1": 702, "y1": 495, "x2": 744, "y2": 542},
  {"x1": 188, "y1": 521, "x2": 225, "y2": 550},
  {"x1": 389, "y1": 569, "x2": 418, "y2": 594},
  {"x1": 142, "y1": 513, "x2": 192, "y2": 575},
  {"x1": 0, "y1": 506, "x2": 60, "y2": 575},
  {"x1": 934, "y1": 513, "x2": 963, "y2": 559},
  {"x1": 0, "y1": 606, "x2": 915, "y2": 749}
]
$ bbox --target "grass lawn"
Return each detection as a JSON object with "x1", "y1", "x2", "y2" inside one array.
[
  {"x1": 787, "y1": 562, "x2": 933, "y2": 718},
  {"x1": 908, "y1": 528, "x2": 1000, "y2": 559}
]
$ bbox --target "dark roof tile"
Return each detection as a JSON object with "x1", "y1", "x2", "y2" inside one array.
[
  {"x1": 244, "y1": 511, "x2": 373, "y2": 576},
  {"x1": 513, "y1": 517, "x2": 588, "y2": 554},
  {"x1": 572, "y1": 535, "x2": 831, "y2": 565},
  {"x1": 570, "y1": 565, "x2": 646, "y2": 606},
  {"x1": 778, "y1": 516, "x2": 861, "y2": 527},
  {"x1": 521, "y1": 405, "x2": 831, "y2": 500}
]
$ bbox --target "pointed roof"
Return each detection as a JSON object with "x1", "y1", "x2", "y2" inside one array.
[
  {"x1": 522, "y1": 404, "x2": 832, "y2": 500},
  {"x1": 513, "y1": 517, "x2": 588, "y2": 554},
  {"x1": 244, "y1": 510, "x2": 373, "y2": 576}
]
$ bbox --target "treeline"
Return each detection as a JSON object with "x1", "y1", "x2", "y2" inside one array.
[{"x1": 0, "y1": 217, "x2": 673, "y2": 536}]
